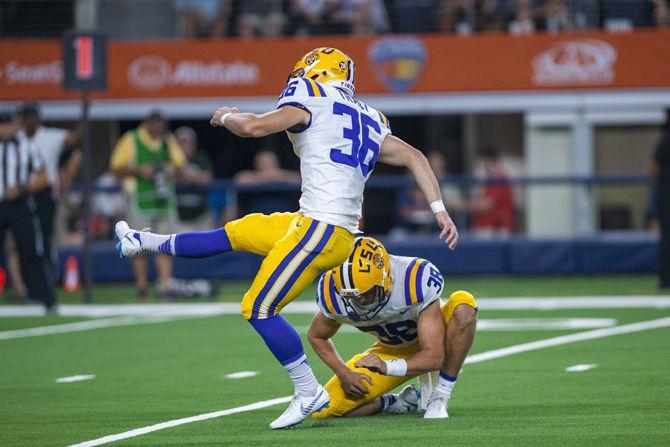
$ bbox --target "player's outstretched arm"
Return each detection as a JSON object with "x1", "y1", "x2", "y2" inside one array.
[
  {"x1": 210, "y1": 105, "x2": 310, "y2": 138},
  {"x1": 355, "y1": 301, "x2": 445, "y2": 376},
  {"x1": 378, "y1": 135, "x2": 459, "y2": 249},
  {"x1": 308, "y1": 312, "x2": 373, "y2": 398}
]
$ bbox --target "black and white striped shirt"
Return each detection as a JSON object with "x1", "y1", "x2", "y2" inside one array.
[{"x1": 0, "y1": 136, "x2": 44, "y2": 201}]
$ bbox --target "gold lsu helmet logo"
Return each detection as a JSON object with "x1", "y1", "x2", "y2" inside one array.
[
  {"x1": 304, "y1": 51, "x2": 320, "y2": 65},
  {"x1": 373, "y1": 253, "x2": 384, "y2": 269}
]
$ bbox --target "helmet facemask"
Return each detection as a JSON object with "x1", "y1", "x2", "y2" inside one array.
[{"x1": 339, "y1": 285, "x2": 390, "y2": 322}]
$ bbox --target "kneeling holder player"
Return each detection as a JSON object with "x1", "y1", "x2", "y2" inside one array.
[{"x1": 308, "y1": 237, "x2": 477, "y2": 419}]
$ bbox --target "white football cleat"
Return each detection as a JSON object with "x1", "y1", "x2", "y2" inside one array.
[
  {"x1": 269, "y1": 385, "x2": 329, "y2": 430},
  {"x1": 423, "y1": 391, "x2": 449, "y2": 419},
  {"x1": 386, "y1": 384, "x2": 420, "y2": 414},
  {"x1": 114, "y1": 221, "x2": 144, "y2": 258}
]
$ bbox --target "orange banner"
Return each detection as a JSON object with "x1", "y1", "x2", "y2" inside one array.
[{"x1": 1, "y1": 30, "x2": 669, "y2": 101}]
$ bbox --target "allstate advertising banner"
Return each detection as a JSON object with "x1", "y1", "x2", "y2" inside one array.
[{"x1": 0, "y1": 30, "x2": 669, "y2": 101}]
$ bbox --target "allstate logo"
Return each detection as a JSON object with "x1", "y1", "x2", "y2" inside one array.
[
  {"x1": 368, "y1": 37, "x2": 427, "y2": 92},
  {"x1": 127, "y1": 55, "x2": 172, "y2": 91}
]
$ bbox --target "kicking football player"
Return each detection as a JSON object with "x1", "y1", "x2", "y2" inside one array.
[
  {"x1": 114, "y1": 48, "x2": 459, "y2": 429},
  {"x1": 308, "y1": 236, "x2": 477, "y2": 419}
]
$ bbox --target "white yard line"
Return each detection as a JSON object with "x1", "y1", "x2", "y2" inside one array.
[
  {"x1": 223, "y1": 371, "x2": 260, "y2": 379},
  {"x1": 0, "y1": 315, "x2": 190, "y2": 341},
  {"x1": 2, "y1": 296, "x2": 670, "y2": 318},
  {"x1": 67, "y1": 316, "x2": 670, "y2": 447},
  {"x1": 68, "y1": 396, "x2": 293, "y2": 447},
  {"x1": 464, "y1": 317, "x2": 670, "y2": 364},
  {"x1": 565, "y1": 364, "x2": 598, "y2": 372},
  {"x1": 56, "y1": 374, "x2": 96, "y2": 383}
]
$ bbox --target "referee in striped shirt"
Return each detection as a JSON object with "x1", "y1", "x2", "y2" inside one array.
[{"x1": 0, "y1": 111, "x2": 56, "y2": 312}]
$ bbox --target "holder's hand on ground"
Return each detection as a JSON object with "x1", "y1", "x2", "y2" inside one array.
[
  {"x1": 337, "y1": 368, "x2": 373, "y2": 399},
  {"x1": 355, "y1": 353, "x2": 387, "y2": 375},
  {"x1": 210, "y1": 107, "x2": 239, "y2": 127},
  {"x1": 436, "y1": 211, "x2": 458, "y2": 250}
]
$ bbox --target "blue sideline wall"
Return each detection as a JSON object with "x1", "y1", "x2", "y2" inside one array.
[{"x1": 56, "y1": 233, "x2": 659, "y2": 282}]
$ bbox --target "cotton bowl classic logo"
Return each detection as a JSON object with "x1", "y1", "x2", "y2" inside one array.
[{"x1": 368, "y1": 37, "x2": 426, "y2": 92}]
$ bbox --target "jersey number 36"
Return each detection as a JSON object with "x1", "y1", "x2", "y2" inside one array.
[{"x1": 330, "y1": 102, "x2": 381, "y2": 176}]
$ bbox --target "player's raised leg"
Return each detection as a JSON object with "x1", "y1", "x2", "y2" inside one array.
[
  {"x1": 114, "y1": 212, "x2": 295, "y2": 259},
  {"x1": 238, "y1": 215, "x2": 354, "y2": 429},
  {"x1": 424, "y1": 291, "x2": 478, "y2": 419}
]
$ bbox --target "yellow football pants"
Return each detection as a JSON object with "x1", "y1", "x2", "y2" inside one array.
[
  {"x1": 313, "y1": 290, "x2": 478, "y2": 418},
  {"x1": 224, "y1": 212, "x2": 355, "y2": 320}
]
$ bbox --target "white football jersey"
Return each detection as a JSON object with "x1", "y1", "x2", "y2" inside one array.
[
  {"x1": 276, "y1": 78, "x2": 392, "y2": 233},
  {"x1": 316, "y1": 255, "x2": 444, "y2": 348}
]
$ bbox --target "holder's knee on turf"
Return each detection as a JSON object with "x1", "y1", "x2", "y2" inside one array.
[{"x1": 441, "y1": 290, "x2": 478, "y2": 325}]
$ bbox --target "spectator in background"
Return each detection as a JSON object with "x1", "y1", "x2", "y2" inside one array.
[
  {"x1": 397, "y1": 150, "x2": 466, "y2": 233},
  {"x1": 238, "y1": 0, "x2": 286, "y2": 38},
  {"x1": 235, "y1": 150, "x2": 300, "y2": 214},
  {"x1": 346, "y1": 0, "x2": 390, "y2": 35},
  {"x1": 390, "y1": 0, "x2": 438, "y2": 33},
  {"x1": 288, "y1": 0, "x2": 352, "y2": 36},
  {"x1": 652, "y1": 109, "x2": 670, "y2": 289},
  {"x1": 91, "y1": 172, "x2": 126, "y2": 241},
  {"x1": 509, "y1": 0, "x2": 536, "y2": 34},
  {"x1": 110, "y1": 111, "x2": 186, "y2": 300},
  {"x1": 235, "y1": 150, "x2": 300, "y2": 185},
  {"x1": 542, "y1": 0, "x2": 571, "y2": 33},
  {"x1": 175, "y1": 126, "x2": 214, "y2": 232},
  {"x1": 601, "y1": 0, "x2": 668, "y2": 31},
  {"x1": 439, "y1": 0, "x2": 516, "y2": 34},
  {"x1": 653, "y1": 0, "x2": 669, "y2": 27},
  {"x1": 16, "y1": 102, "x2": 81, "y2": 296},
  {"x1": 429, "y1": 151, "x2": 467, "y2": 223},
  {"x1": 470, "y1": 147, "x2": 515, "y2": 236},
  {"x1": 175, "y1": 0, "x2": 232, "y2": 38},
  {"x1": 0, "y1": 112, "x2": 55, "y2": 313}
]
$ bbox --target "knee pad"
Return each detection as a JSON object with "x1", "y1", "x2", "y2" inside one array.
[{"x1": 441, "y1": 290, "x2": 478, "y2": 324}]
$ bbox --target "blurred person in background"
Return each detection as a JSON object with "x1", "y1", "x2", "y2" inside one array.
[
  {"x1": 91, "y1": 172, "x2": 127, "y2": 241},
  {"x1": 174, "y1": 0, "x2": 232, "y2": 38},
  {"x1": 439, "y1": 0, "x2": 506, "y2": 34},
  {"x1": 601, "y1": 0, "x2": 668, "y2": 30},
  {"x1": 390, "y1": 0, "x2": 438, "y2": 33},
  {"x1": 651, "y1": 109, "x2": 670, "y2": 289},
  {"x1": 238, "y1": 0, "x2": 286, "y2": 38},
  {"x1": 346, "y1": 0, "x2": 390, "y2": 35},
  {"x1": 469, "y1": 147, "x2": 515, "y2": 236},
  {"x1": 16, "y1": 102, "x2": 81, "y2": 277},
  {"x1": 429, "y1": 151, "x2": 467, "y2": 226},
  {"x1": 288, "y1": 0, "x2": 352, "y2": 36},
  {"x1": 397, "y1": 150, "x2": 466, "y2": 233},
  {"x1": 234, "y1": 150, "x2": 300, "y2": 185},
  {"x1": 175, "y1": 126, "x2": 214, "y2": 232},
  {"x1": 110, "y1": 110, "x2": 186, "y2": 299},
  {"x1": 541, "y1": 0, "x2": 571, "y2": 33},
  {"x1": 0, "y1": 112, "x2": 56, "y2": 312},
  {"x1": 235, "y1": 150, "x2": 300, "y2": 215},
  {"x1": 508, "y1": 0, "x2": 536, "y2": 34}
]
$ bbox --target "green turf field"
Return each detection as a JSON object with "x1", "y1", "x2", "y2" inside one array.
[{"x1": 2, "y1": 280, "x2": 670, "y2": 446}]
